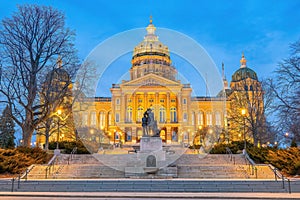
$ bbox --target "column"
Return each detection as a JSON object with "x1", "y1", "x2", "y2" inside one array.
[
  {"x1": 166, "y1": 126, "x2": 171, "y2": 144},
  {"x1": 133, "y1": 93, "x2": 136, "y2": 122},
  {"x1": 121, "y1": 92, "x2": 126, "y2": 123},
  {"x1": 155, "y1": 92, "x2": 159, "y2": 120},
  {"x1": 166, "y1": 92, "x2": 170, "y2": 123},
  {"x1": 177, "y1": 92, "x2": 182, "y2": 123}
]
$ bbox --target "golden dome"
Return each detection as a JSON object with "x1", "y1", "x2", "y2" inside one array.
[{"x1": 131, "y1": 19, "x2": 171, "y2": 66}]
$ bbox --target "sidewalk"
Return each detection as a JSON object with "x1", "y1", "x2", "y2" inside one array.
[{"x1": 0, "y1": 191, "x2": 300, "y2": 199}]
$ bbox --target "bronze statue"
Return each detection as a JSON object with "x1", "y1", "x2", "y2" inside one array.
[{"x1": 141, "y1": 108, "x2": 160, "y2": 137}]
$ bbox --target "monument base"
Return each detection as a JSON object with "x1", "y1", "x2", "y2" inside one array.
[{"x1": 140, "y1": 136, "x2": 162, "y2": 152}]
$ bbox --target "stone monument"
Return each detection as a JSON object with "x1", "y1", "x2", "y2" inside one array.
[{"x1": 125, "y1": 108, "x2": 177, "y2": 177}]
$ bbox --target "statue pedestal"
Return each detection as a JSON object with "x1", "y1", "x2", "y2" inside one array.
[
  {"x1": 140, "y1": 136, "x2": 162, "y2": 152},
  {"x1": 125, "y1": 136, "x2": 177, "y2": 178}
]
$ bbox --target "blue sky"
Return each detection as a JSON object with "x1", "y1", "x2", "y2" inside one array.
[{"x1": 1, "y1": 0, "x2": 300, "y2": 97}]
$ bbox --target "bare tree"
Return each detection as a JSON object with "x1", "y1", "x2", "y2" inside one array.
[
  {"x1": 269, "y1": 39, "x2": 300, "y2": 143},
  {"x1": 228, "y1": 78, "x2": 269, "y2": 146},
  {"x1": 0, "y1": 5, "x2": 78, "y2": 147}
]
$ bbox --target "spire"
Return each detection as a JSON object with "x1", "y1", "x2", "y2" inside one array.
[
  {"x1": 57, "y1": 56, "x2": 62, "y2": 68},
  {"x1": 222, "y1": 62, "x2": 228, "y2": 89},
  {"x1": 240, "y1": 52, "x2": 247, "y2": 68},
  {"x1": 222, "y1": 62, "x2": 225, "y2": 80},
  {"x1": 146, "y1": 15, "x2": 156, "y2": 35}
]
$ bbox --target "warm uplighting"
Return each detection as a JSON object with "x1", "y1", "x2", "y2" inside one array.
[
  {"x1": 241, "y1": 108, "x2": 246, "y2": 115},
  {"x1": 57, "y1": 109, "x2": 62, "y2": 115},
  {"x1": 285, "y1": 132, "x2": 289, "y2": 137},
  {"x1": 241, "y1": 108, "x2": 246, "y2": 152}
]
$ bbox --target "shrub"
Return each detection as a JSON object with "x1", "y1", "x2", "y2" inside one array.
[{"x1": 0, "y1": 147, "x2": 51, "y2": 175}]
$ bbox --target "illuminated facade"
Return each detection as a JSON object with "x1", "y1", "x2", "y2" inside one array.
[{"x1": 38, "y1": 19, "x2": 263, "y2": 147}]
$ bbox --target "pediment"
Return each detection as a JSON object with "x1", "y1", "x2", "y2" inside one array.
[{"x1": 121, "y1": 74, "x2": 181, "y2": 87}]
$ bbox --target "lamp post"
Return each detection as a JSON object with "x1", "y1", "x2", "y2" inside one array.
[
  {"x1": 241, "y1": 108, "x2": 246, "y2": 151},
  {"x1": 54, "y1": 109, "x2": 62, "y2": 155}
]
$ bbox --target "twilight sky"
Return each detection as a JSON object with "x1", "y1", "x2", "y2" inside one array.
[{"x1": 1, "y1": 0, "x2": 300, "y2": 96}]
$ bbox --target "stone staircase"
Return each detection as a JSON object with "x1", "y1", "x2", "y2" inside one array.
[
  {"x1": 1, "y1": 179, "x2": 299, "y2": 193},
  {"x1": 26, "y1": 151, "x2": 276, "y2": 179}
]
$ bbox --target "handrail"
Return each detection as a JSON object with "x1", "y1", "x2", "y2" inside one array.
[
  {"x1": 225, "y1": 147, "x2": 233, "y2": 162},
  {"x1": 45, "y1": 154, "x2": 58, "y2": 179},
  {"x1": 10, "y1": 164, "x2": 34, "y2": 192},
  {"x1": 243, "y1": 151, "x2": 257, "y2": 177},
  {"x1": 68, "y1": 147, "x2": 77, "y2": 164}
]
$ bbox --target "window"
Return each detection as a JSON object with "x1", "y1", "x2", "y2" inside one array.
[
  {"x1": 137, "y1": 107, "x2": 144, "y2": 122},
  {"x1": 159, "y1": 107, "x2": 166, "y2": 123},
  {"x1": 108, "y1": 112, "x2": 112, "y2": 125},
  {"x1": 116, "y1": 98, "x2": 120, "y2": 105},
  {"x1": 171, "y1": 99, "x2": 176, "y2": 103},
  {"x1": 184, "y1": 132, "x2": 189, "y2": 140},
  {"x1": 126, "y1": 131, "x2": 132, "y2": 141},
  {"x1": 90, "y1": 112, "x2": 96, "y2": 127},
  {"x1": 149, "y1": 99, "x2": 154, "y2": 103},
  {"x1": 192, "y1": 112, "x2": 195, "y2": 125},
  {"x1": 170, "y1": 107, "x2": 177, "y2": 122},
  {"x1": 99, "y1": 111, "x2": 105, "y2": 128},
  {"x1": 115, "y1": 113, "x2": 120, "y2": 123},
  {"x1": 128, "y1": 99, "x2": 132, "y2": 103},
  {"x1": 183, "y1": 113, "x2": 188, "y2": 122},
  {"x1": 126, "y1": 107, "x2": 133, "y2": 122},
  {"x1": 160, "y1": 99, "x2": 165, "y2": 103},
  {"x1": 83, "y1": 113, "x2": 88, "y2": 126},
  {"x1": 183, "y1": 98, "x2": 187, "y2": 104},
  {"x1": 215, "y1": 111, "x2": 221, "y2": 126},
  {"x1": 197, "y1": 111, "x2": 204, "y2": 125},
  {"x1": 206, "y1": 112, "x2": 212, "y2": 126}
]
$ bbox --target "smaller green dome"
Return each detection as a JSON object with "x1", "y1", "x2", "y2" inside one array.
[
  {"x1": 231, "y1": 67, "x2": 258, "y2": 82},
  {"x1": 231, "y1": 54, "x2": 258, "y2": 82}
]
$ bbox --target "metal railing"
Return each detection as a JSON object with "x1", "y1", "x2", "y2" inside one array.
[
  {"x1": 244, "y1": 151, "x2": 292, "y2": 193},
  {"x1": 268, "y1": 165, "x2": 292, "y2": 193},
  {"x1": 68, "y1": 147, "x2": 77, "y2": 164},
  {"x1": 225, "y1": 147, "x2": 235, "y2": 164},
  {"x1": 243, "y1": 151, "x2": 257, "y2": 178},
  {"x1": 45, "y1": 154, "x2": 58, "y2": 179},
  {"x1": 10, "y1": 165, "x2": 33, "y2": 192}
]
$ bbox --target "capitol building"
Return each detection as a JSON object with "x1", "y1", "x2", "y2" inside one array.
[{"x1": 37, "y1": 19, "x2": 263, "y2": 148}]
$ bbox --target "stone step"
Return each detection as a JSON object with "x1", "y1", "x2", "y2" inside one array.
[{"x1": 3, "y1": 179, "x2": 297, "y2": 193}]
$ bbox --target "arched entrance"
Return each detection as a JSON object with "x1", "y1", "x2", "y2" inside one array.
[{"x1": 160, "y1": 127, "x2": 167, "y2": 142}]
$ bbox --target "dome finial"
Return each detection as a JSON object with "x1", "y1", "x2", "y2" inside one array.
[
  {"x1": 146, "y1": 16, "x2": 156, "y2": 35},
  {"x1": 240, "y1": 52, "x2": 247, "y2": 68}
]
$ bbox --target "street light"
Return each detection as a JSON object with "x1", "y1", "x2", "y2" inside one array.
[
  {"x1": 56, "y1": 109, "x2": 62, "y2": 150},
  {"x1": 53, "y1": 108, "x2": 68, "y2": 155},
  {"x1": 241, "y1": 108, "x2": 246, "y2": 152}
]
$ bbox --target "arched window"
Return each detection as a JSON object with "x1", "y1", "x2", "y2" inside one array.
[
  {"x1": 206, "y1": 112, "x2": 212, "y2": 126},
  {"x1": 108, "y1": 111, "x2": 112, "y2": 126},
  {"x1": 99, "y1": 111, "x2": 105, "y2": 128},
  {"x1": 197, "y1": 111, "x2": 204, "y2": 125},
  {"x1": 170, "y1": 107, "x2": 177, "y2": 123},
  {"x1": 126, "y1": 107, "x2": 133, "y2": 122},
  {"x1": 183, "y1": 112, "x2": 188, "y2": 122},
  {"x1": 192, "y1": 112, "x2": 195, "y2": 125},
  {"x1": 83, "y1": 113, "x2": 88, "y2": 126},
  {"x1": 115, "y1": 113, "x2": 120, "y2": 123},
  {"x1": 159, "y1": 107, "x2": 166, "y2": 123},
  {"x1": 90, "y1": 111, "x2": 96, "y2": 127},
  {"x1": 215, "y1": 111, "x2": 221, "y2": 126},
  {"x1": 137, "y1": 107, "x2": 144, "y2": 122}
]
